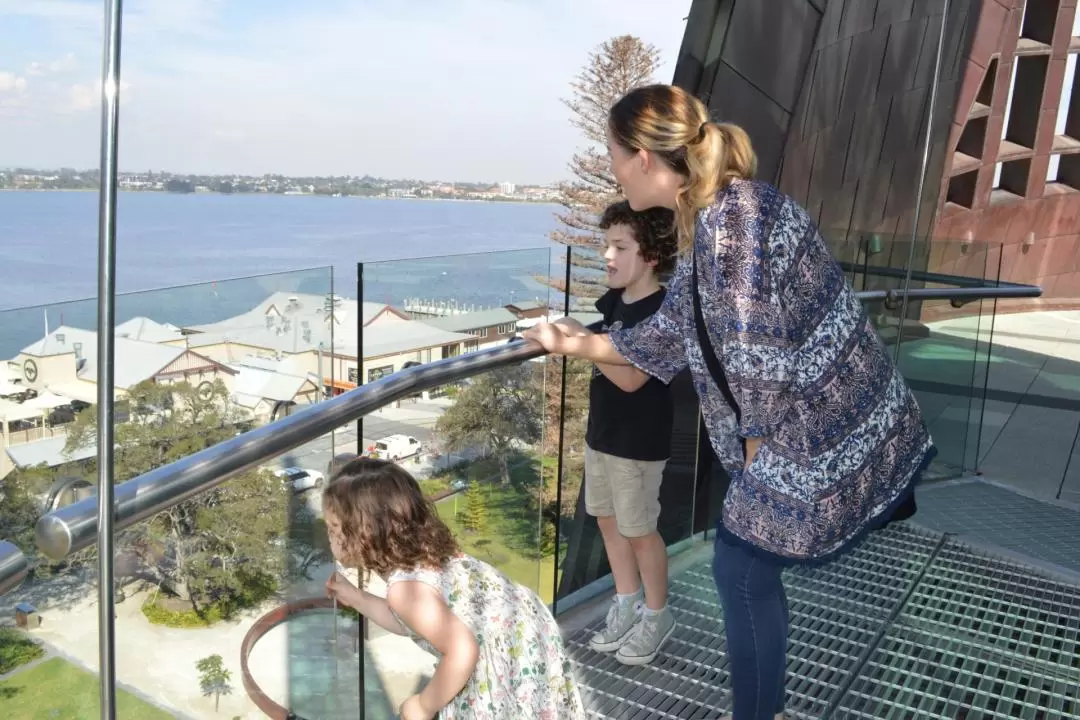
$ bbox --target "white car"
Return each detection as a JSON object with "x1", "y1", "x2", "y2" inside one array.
[
  {"x1": 370, "y1": 434, "x2": 422, "y2": 461},
  {"x1": 272, "y1": 466, "x2": 325, "y2": 492}
]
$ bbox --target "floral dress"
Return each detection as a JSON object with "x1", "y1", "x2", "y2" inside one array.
[{"x1": 387, "y1": 555, "x2": 586, "y2": 719}]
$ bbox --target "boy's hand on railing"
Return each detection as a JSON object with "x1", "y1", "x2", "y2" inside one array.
[
  {"x1": 553, "y1": 317, "x2": 590, "y2": 337},
  {"x1": 522, "y1": 322, "x2": 564, "y2": 353}
]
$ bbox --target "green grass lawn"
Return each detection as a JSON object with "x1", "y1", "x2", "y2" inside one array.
[
  {"x1": 0, "y1": 657, "x2": 175, "y2": 719},
  {"x1": 435, "y1": 457, "x2": 557, "y2": 603}
]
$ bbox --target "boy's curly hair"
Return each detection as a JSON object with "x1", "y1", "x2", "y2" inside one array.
[
  {"x1": 322, "y1": 457, "x2": 458, "y2": 576},
  {"x1": 598, "y1": 200, "x2": 678, "y2": 275}
]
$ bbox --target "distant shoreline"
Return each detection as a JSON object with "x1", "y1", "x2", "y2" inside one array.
[{"x1": 0, "y1": 188, "x2": 556, "y2": 206}]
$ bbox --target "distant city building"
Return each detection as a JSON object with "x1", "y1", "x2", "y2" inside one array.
[{"x1": 499, "y1": 181, "x2": 516, "y2": 195}]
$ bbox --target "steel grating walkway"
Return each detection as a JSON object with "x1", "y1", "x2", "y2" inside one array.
[
  {"x1": 911, "y1": 479, "x2": 1080, "y2": 579},
  {"x1": 565, "y1": 524, "x2": 1080, "y2": 719}
]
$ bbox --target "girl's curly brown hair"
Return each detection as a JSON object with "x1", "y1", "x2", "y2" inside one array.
[{"x1": 322, "y1": 457, "x2": 459, "y2": 577}]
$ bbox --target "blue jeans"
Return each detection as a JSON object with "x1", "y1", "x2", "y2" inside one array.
[{"x1": 712, "y1": 532, "x2": 788, "y2": 719}]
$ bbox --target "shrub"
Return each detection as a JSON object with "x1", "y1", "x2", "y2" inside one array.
[
  {"x1": 0, "y1": 627, "x2": 45, "y2": 674},
  {"x1": 142, "y1": 571, "x2": 277, "y2": 628}
]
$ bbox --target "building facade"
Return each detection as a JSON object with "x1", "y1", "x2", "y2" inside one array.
[
  {"x1": 676, "y1": 0, "x2": 1077, "y2": 320},
  {"x1": 932, "y1": 0, "x2": 1080, "y2": 312}
]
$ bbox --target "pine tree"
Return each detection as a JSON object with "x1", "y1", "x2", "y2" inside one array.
[
  {"x1": 462, "y1": 481, "x2": 488, "y2": 534},
  {"x1": 195, "y1": 654, "x2": 233, "y2": 712},
  {"x1": 539, "y1": 519, "x2": 557, "y2": 557},
  {"x1": 547, "y1": 35, "x2": 661, "y2": 305}
]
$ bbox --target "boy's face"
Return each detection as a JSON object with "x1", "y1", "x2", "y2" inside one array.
[{"x1": 603, "y1": 224, "x2": 655, "y2": 290}]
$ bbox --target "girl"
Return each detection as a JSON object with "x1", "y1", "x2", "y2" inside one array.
[
  {"x1": 322, "y1": 457, "x2": 586, "y2": 720},
  {"x1": 524, "y1": 84, "x2": 935, "y2": 720}
]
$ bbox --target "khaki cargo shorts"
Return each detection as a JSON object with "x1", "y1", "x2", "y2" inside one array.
[{"x1": 584, "y1": 446, "x2": 667, "y2": 537}]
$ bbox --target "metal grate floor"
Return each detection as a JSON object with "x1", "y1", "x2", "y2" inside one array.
[
  {"x1": 565, "y1": 524, "x2": 1080, "y2": 719},
  {"x1": 911, "y1": 479, "x2": 1080, "y2": 579}
]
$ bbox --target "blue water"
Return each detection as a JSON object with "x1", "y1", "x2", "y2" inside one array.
[{"x1": 0, "y1": 191, "x2": 571, "y2": 357}]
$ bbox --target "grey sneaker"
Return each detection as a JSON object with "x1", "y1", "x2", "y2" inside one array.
[
  {"x1": 588, "y1": 593, "x2": 643, "y2": 653},
  {"x1": 616, "y1": 607, "x2": 675, "y2": 666}
]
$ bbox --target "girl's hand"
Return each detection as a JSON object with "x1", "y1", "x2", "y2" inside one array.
[
  {"x1": 400, "y1": 694, "x2": 435, "y2": 720},
  {"x1": 326, "y1": 571, "x2": 360, "y2": 604}
]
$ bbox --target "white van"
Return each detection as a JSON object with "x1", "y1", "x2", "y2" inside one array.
[{"x1": 371, "y1": 434, "x2": 422, "y2": 460}]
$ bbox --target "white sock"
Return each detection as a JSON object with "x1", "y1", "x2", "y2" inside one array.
[
  {"x1": 642, "y1": 604, "x2": 667, "y2": 617},
  {"x1": 617, "y1": 590, "x2": 642, "y2": 605}
]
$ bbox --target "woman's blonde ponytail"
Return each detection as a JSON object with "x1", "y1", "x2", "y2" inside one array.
[
  {"x1": 608, "y1": 84, "x2": 759, "y2": 252},
  {"x1": 675, "y1": 122, "x2": 758, "y2": 252}
]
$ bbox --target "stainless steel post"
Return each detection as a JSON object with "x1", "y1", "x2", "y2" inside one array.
[
  {"x1": 895, "y1": 0, "x2": 950, "y2": 363},
  {"x1": 95, "y1": 0, "x2": 124, "y2": 716}
]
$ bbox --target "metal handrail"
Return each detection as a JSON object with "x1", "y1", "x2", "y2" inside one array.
[
  {"x1": 0, "y1": 541, "x2": 28, "y2": 595},
  {"x1": 864, "y1": 284, "x2": 1041, "y2": 308},
  {"x1": 838, "y1": 261, "x2": 1039, "y2": 292},
  {"x1": 33, "y1": 339, "x2": 545, "y2": 562},
  {"x1": 0, "y1": 281, "x2": 1043, "y2": 594}
]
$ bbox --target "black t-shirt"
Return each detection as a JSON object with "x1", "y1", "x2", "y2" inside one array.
[{"x1": 585, "y1": 288, "x2": 674, "y2": 461}]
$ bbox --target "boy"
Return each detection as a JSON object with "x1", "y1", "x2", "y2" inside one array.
[{"x1": 555, "y1": 200, "x2": 677, "y2": 665}]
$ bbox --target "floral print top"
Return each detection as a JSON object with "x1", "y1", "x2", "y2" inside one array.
[
  {"x1": 609, "y1": 179, "x2": 934, "y2": 564},
  {"x1": 387, "y1": 554, "x2": 586, "y2": 719}
]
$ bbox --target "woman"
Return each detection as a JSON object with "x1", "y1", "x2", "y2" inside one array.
[{"x1": 524, "y1": 84, "x2": 934, "y2": 720}]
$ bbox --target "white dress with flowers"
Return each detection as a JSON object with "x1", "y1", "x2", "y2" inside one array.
[{"x1": 387, "y1": 554, "x2": 585, "y2": 719}]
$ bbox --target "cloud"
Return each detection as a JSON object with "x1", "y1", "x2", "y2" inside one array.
[
  {"x1": 0, "y1": 0, "x2": 99, "y2": 24},
  {"x1": 66, "y1": 82, "x2": 95, "y2": 112},
  {"x1": 65, "y1": 78, "x2": 132, "y2": 114},
  {"x1": 0, "y1": 0, "x2": 692, "y2": 180},
  {"x1": 27, "y1": 52, "x2": 78, "y2": 76},
  {"x1": 0, "y1": 72, "x2": 28, "y2": 93}
]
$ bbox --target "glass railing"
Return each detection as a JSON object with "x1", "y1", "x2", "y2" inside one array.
[
  {"x1": 357, "y1": 248, "x2": 554, "y2": 711},
  {"x1": 837, "y1": 234, "x2": 1003, "y2": 477},
  {"x1": 0, "y1": 267, "x2": 394, "y2": 719},
  {"x1": 929, "y1": 242, "x2": 1080, "y2": 506},
  {"x1": 0, "y1": 245, "x2": 1048, "y2": 720},
  {"x1": 828, "y1": 228, "x2": 1080, "y2": 506}
]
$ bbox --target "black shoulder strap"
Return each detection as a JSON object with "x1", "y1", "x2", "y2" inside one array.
[{"x1": 692, "y1": 242, "x2": 741, "y2": 424}]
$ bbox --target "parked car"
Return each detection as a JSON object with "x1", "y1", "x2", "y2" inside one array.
[
  {"x1": 272, "y1": 466, "x2": 325, "y2": 492},
  {"x1": 368, "y1": 434, "x2": 422, "y2": 461},
  {"x1": 450, "y1": 478, "x2": 468, "y2": 492}
]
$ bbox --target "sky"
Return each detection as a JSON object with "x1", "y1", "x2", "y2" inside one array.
[{"x1": 0, "y1": 0, "x2": 691, "y2": 184}]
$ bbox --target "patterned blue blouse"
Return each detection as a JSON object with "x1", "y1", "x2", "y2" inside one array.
[{"x1": 609, "y1": 179, "x2": 935, "y2": 564}]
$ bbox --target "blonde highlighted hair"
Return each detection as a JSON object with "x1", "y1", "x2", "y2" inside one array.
[{"x1": 608, "y1": 84, "x2": 757, "y2": 252}]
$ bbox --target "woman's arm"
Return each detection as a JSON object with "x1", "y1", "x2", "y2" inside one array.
[
  {"x1": 530, "y1": 263, "x2": 690, "y2": 385},
  {"x1": 548, "y1": 319, "x2": 650, "y2": 391},
  {"x1": 388, "y1": 580, "x2": 480, "y2": 717},
  {"x1": 327, "y1": 572, "x2": 408, "y2": 635}
]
